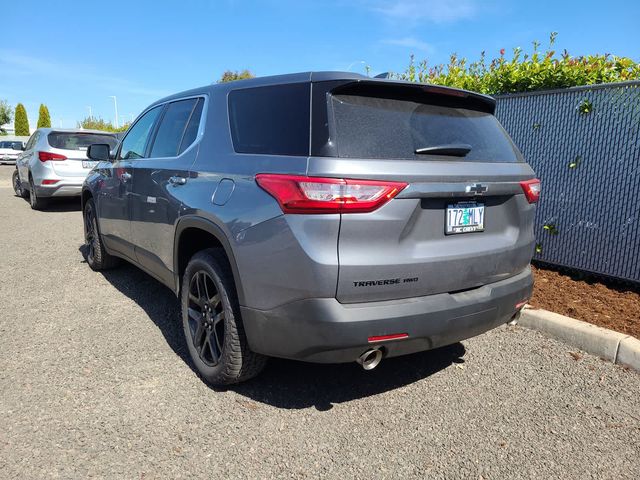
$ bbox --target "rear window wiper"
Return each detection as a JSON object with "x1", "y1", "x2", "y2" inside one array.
[{"x1": 415, "y1": 143, "x2": 472, "y2": 157}]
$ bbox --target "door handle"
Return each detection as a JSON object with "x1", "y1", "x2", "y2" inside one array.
[
  {"x1": 120, "y1": 172, "x2": 132, "y2": 182},
  {"x1": 169, "y1": 176, "x2": 187, "y2": 186}
]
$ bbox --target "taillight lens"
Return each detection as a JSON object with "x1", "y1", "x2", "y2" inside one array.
[
  {"x1": 255, "y1": 174, "x2": 407, "y2": 214},
  {"x1": 39, "y1": 151, "x2": 67, "y2": 162},
  {"x1": 520, "y1": 178, "x2": 541, "y2": 203}
]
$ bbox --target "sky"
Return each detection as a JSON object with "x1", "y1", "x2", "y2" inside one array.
[{"x1": 2, "y1": 0, "x2": 639, "y2": 129}]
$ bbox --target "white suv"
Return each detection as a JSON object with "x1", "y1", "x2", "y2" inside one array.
[{"x1": 14, "y1": 128, "x2": 117, "y2": 209}]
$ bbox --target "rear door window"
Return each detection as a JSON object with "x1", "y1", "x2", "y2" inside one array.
[
  {"x1": 47, "y1": 132, "x2": 118, "y2": 151},
  {"x1": 228, "y1": 83, "x2": 310, "y2": 156},
  {"x1": 150, "y1": 98, "x2": 201, "y2": 158},
  {"x1": 328, "y1": 94, "x2": 520, "y2": 162}
]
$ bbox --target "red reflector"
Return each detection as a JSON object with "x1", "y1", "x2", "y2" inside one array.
[
  {"x1": 368, "y1": 333, "x2": 409, "y2": 343},
  {"x1": 39, "y1": 151, "x2": 67, "y2": 162},
  {"x1": 41, "y1": 179, "x2": 60, "y2": 185},
  {"x1": 255, "y1": 174, "x2": 407, "y2": 214},
  {"x1": 519, "y1": 178, "x2": 541, "y2": 203},
  {"x1": 515, "y1": 301, "x2": 528, "y2": 310}
]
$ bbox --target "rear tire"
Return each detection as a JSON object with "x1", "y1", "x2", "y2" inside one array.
[
  {"x1": 83, "y1": 198, "x2": 119, "y2": 270},
  {"x1": 29, "y1": 177, "x2": 48, "y2": 210},
  {"x1": 13, "y1": 170, "x2": 27, "y2": 198},
  {"x1": 181, "y1": 248, "x2": 267, "y2": 385}
]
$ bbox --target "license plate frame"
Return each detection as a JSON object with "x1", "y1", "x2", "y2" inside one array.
[{"x1": 446, "y1": 201, "x2": 485, "y2": 235}]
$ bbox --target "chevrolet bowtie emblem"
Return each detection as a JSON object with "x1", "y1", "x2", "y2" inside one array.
[{"x1": 465, "y1": 183, "x2": 488, "y2": 194}]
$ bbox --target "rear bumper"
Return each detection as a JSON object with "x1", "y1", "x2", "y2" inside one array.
[
  {"x1": 34, "y1": 182, "x2": 83, "y2": 197},
  {"x1": 241, "y1": 266, "x2": 533, "y2": 363}
]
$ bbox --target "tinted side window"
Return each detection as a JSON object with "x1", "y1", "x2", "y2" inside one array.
[
  {"x1": 228, "y1": 83, "x2": 310, "y2": 156},
  {"x1": 178, "y1": 98, "x2": 204, "y2": 155},
  {"x1": 119, "y1": 106, "x2": 162, "y2": 160},
  {"x1": 150, "y1": 99, "x2": 198, "y2": 158}
]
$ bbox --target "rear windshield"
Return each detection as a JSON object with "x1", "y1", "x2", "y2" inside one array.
[
  {"x1": 329, "y1": 94, "x2": 520, "y2": 162},
  {"x1": 47, "y1": 132, "x2": 118, "y2": 151}
]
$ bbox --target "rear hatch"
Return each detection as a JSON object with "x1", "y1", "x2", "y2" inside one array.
[
  {"x1": 309, "y1": 80, "x2": 537, "y2": 303},
  {"x1": 46, "y1": 131, "x2": 118, "y2": 177}
]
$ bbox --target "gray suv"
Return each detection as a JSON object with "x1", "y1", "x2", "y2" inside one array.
[{"x1": 82, "y1": 72, "x2": 540, "y2": 385}]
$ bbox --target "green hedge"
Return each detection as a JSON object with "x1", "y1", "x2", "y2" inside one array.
[{"x1": 396, "y1": 33, "x2": 640, "y2": 94}]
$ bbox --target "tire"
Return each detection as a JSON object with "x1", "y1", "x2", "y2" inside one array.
[
  {"x1": 182, "y1": 248, "x2": 267, "y2": 385},
  {"x1": 13, "y1": 170, "x2": 27, "y2": 198},
  {"x1": 83, "y1": 198, "x2": 119, "y2": 270},
  {"x1": 28, "y1": 177, "x2": 48, "y2": 210}
]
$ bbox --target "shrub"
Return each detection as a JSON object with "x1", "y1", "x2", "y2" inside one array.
[
  {"x1": 37, "y1": 104, "x2": 51, "y2": 128},
  {"x1": 14, "y1": 103, "x2": 29, "y2": 136},
  {"x1": 77, "y1": 116, "x2": 130, "y2": 133},
  {"x1": 218, "y1": 70, "x2": 255, "y2": 83},
  {"x1": 396, "y1": 32, "x2": 640, "y2": 94}
]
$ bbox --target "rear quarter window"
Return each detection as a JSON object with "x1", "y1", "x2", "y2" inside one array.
[
  {"x1": 228, "y1": 83, "x2": 310, "y2": 156},
  {"x1": 329, "y1": 94, "x2": 520, "y2": 162}
]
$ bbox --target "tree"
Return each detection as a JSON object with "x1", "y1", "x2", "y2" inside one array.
[
  {"x1": 37, "y1": 104, "x2": 51, "y2": 128},
  {"x1": 218, "y1": 69, "x2": 255, "y2": 83},
  {"x1": 0, "y1": 100, "x2": 12, "y2": 135},
  {"x1": 77, "y1": 116, "x2": 129, "y2": 133},
  {"x1": 14, "y1": 103, "x2": 29, "y2": 136}
]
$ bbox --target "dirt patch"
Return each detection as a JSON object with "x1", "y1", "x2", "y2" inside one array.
[{"x1": 530, "y1": 265, "x2": 640, "y2": 339}]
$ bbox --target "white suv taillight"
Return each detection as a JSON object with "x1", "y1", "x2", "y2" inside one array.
[
  {"x1": 520, "y1": 178, "x2": 541, "y2": 203},
  {"x1": 255, "y1": 174, "x2": 407, "y2": 214}
]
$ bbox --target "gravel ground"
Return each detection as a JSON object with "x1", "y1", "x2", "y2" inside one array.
[{"x1": 1, "y1": 165, "x2": 639, "y2": 479}]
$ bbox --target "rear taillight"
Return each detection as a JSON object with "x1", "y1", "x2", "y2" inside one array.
[
  {"x1": 39, "y1": 151, "x2": 67, "y2": 162},
  {"x1": 520, "y1": 178, "x2": 541, "y2": 203},
  {"x1": 255, "y1": 174, "x2": 407, "y2": 214}
]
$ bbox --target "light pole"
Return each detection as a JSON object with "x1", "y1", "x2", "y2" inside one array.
[
  {"x1": 87, "y1": 106, "x2": 93, "y2": 118},
  {"x1": 109, "y1": 96, "x2": 119, "y2": 128}
]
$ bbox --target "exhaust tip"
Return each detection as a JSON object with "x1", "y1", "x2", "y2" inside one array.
[{"x1": 357, "y1": 348, "x2": 383, "y2": 371}]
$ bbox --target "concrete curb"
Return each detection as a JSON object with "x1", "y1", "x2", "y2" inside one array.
[{"x1": 518, "y1": 308, "x2": 640, "y2": 372}]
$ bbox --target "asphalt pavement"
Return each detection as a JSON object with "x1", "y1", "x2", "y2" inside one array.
[{"x1": 1, "y1": 165, "x2": 639, "y2": 479}]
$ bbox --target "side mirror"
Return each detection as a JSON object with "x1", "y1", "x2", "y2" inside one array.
[
  {"x1": 87, "y1": 143, "x2": 111, "y2": 161},
  {"x1": 12, "y1": 143, "x2": 25, "y2": 151}
]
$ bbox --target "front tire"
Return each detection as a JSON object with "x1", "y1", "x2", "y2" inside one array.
[
  {"x1": 83, "y1": 198, "x2": 119, "y2": 270},
  {"x1": 29, "y1": 177, "x2": 48, "y2": 210},
  {"x1": 182, "y1": 249, "x2": 267, "y2": 385},
  {"x1": 13, "y1": 170, "x2": 27, "y2": 198}
]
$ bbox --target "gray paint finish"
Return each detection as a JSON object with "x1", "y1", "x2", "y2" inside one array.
[{"x1": 84, "y1": 71, "x2": 537, "y2": 363}]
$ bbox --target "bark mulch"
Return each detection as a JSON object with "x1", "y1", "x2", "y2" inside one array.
[{"x1": 529, "y1": 265, "x2": 640, "y2": 339}]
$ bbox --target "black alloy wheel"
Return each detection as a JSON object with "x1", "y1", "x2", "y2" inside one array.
[{"x1": 187, "y1": 270, "x2": 226, "y2": 367}]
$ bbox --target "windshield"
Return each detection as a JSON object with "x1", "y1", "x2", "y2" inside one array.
[
  {"x1": 329, "y1": 94, "x2": 521, "y2": 162},
  {"x1": 0, "y1": 141, "x2": 22, "y2": 149},
  {"x1": 47, "y1": 132, "x2": 118, "y2": 151}
]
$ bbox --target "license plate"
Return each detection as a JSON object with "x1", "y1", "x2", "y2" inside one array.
[
  {"x1": 446, "y1": 202, "x2": 485, "y2": 234},
  {"x1": 82, "y1": 160, "x2": 98, "y2": 169}
]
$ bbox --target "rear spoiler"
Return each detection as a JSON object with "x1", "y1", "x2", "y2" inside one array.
[{"x1": 325, "y1": 79, "x2": 496, "y2": 115}]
